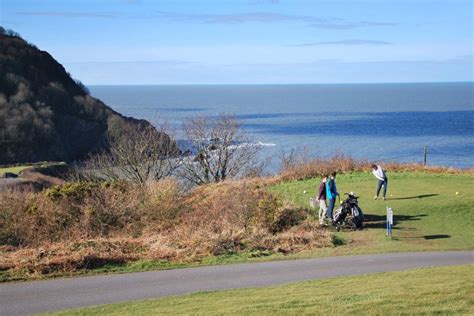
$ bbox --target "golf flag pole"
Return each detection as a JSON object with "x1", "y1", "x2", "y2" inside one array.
[
  {"x1": 390, "y1": 208, "x2": 393, "y2": 235},
  {"x1": 386, "y1": 207, "x2": 393, "y2": 237}
]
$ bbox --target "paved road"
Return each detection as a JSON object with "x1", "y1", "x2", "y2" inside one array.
[{"x1": 1, "y1": 251, "x2": 472, "y2": 315}]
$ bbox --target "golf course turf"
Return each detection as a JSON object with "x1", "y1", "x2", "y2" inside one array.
[{"x1": 271, "y1": 171, "x2": 474, "y2": 254}]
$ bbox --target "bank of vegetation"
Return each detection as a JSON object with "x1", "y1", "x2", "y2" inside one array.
[{"x1": 0, "y1": 177, "x2": 330, "y2": 279}]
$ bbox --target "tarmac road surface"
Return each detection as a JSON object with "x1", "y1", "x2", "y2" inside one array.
[{"x1": 1, "y1": 251, "x2": 472, "y2": 315}]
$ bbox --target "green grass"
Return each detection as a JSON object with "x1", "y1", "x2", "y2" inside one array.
[
  {"x1": 270, "y1": 171, "x2": 474, "y2": 255},
  {"x1": 0, "y1": 165, "x2": 32, "y2": 175},
  {"x1": 50, "y1": 264, "x2": 474, "y2": 315},
  {"x1": 0, "y1": 251, "x2": 284, "y2": 283},
  {"x1": 0, "y1": 162, "x2": 65, "y2": 177}
]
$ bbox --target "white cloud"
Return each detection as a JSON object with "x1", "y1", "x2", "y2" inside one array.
[
  {"x1": 155, "y1": 11, "x2": 397, "y2": 29},
  {"x1": 288, "y1": 40, "x2": 392, "y2": 46}
]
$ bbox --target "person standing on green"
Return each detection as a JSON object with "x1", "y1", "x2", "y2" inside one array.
[
  {"x1": 372, "y1": 164, "x2": 388, "y2": 200},
  {"x1": 317, "y1": 175, "x2": 328, "y2": 225},
  {"x1": 326, "y1": 171, "x2": 339, "y2": 224}
]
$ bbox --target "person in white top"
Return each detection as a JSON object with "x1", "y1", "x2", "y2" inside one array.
[{"x1": 371, "y1": 164, "x2": 388, "y2": 200}]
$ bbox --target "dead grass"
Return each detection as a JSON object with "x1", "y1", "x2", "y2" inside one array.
[
  {"x1": 0, "y1": 178, "x2": 330, "y2": 278},
  {"x1": 278, "y1": 154, "x2": 471, "y2": 181},
  {"x1": 0, "y1": 238, "x2": 142, "y2": 276},
  {"x1": 278, "y1": 154, "x2": 363, "y2": 181}
]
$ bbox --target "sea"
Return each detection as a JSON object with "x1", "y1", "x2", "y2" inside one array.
[{"x1": 89, "y1": 82, "x2": 474, "y2": 170}]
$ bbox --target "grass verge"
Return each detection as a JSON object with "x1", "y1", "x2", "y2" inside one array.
[
  {"x1": 50, "y1": 264, "x2": 474, "y2": 315},
  {"x1": 0, "y1": 251, "x2": 279, "y2": 283}
]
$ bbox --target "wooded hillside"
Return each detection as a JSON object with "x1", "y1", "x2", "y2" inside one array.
[{"x1": 0, "y1": 27, "x2": 157, "y2": 164}]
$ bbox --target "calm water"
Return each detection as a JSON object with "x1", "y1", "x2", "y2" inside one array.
[{"x1": 89, "y1": 83, "x2": 474, "y2": 169}]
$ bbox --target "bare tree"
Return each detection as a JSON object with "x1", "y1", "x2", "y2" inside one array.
[
  {"x1": 180, "y1": 113, "x2": 262, "y2": 184},
  {"x1": 80, "y1": 124, "x2": 180, "y2": 185}
]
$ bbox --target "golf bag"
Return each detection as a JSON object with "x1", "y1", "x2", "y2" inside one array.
[{"x1": 332, "y1": 193, "x2": 364, "y2": 231}]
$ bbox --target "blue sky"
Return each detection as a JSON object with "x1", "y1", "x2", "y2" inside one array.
[{"x1": 1, "y1": 0, "x2": 473, "y2": 84}]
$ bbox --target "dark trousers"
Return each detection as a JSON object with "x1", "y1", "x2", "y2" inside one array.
[
  {"x1": 327, "y1": 198, "x2": 336, "y2": 221},
  {"x1": 376, "y1": 178, "x2": 388, "y2": 198}
]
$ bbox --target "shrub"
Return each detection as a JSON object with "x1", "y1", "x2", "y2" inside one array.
[
  {"x1": 0, "y1": 190, "x2": 68, "y2": 246},
  {"x1": 0, "y1": 179, "x2": 184, "y2": 247},
  {"x1": 255, "y1": 192, "x2": 284, "y2": 229},
  {"x1": 0, "y1": 178, "x2": 330, "y2": 277},
  {"x1": 45, "y1": 182, "x2": 96, "y2": 202},
  {"x1": 278, "y1": 154, "x2": 472, "y2": 182},
  {"x1": 271, "y1": 208, "x2": 308, "y2": 234},
  {"x1": 279, "y1": 154, "x2": 364, "y2": 181}
]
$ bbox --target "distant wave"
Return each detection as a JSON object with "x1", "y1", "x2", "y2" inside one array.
[
  {"x1": 177, "y1": 140, "x2": 277, "y2": 155},
  {"x1": 226, "y1": 141, "x2": 277, "y2": 150},
  {"x1": 257, "y1": 142, "x2": 277, "y2": 147}
]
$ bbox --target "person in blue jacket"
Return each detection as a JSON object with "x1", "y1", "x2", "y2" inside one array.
[{"x1": 326, "y1": 171, "x2": 339, "y2": 224}]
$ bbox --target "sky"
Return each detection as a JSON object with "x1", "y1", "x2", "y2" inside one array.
[{"x1": 1, "y1": 0, "x2": 473, "y2": 84}]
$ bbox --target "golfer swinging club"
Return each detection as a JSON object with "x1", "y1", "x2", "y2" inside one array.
[{"x1": 372, "y1": 164, "x2": 388, "y2": 200}]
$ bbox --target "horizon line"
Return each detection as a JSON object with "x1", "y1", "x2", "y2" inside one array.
[{"x1": 86, "y1": 81, "x2": 474, "y2": 86}]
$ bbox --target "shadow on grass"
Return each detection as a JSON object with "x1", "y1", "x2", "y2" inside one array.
[
  {"x1": 79, "y1": 256, "x2": 129, "y2": 270},
  {"x1": 332, "y1": 235, "x2": 347, "y2": 246},
  {"x1": 396, "y1": 234, "x2": 451, "y2": 240},
  {"x1": 388, "y1": 194, "x2": 438, "y2": 200},
  {"x1": 423, "y1": 234, "x2": 451, "y2": 240},
  {"x1": 363, "y1": 214, "x2": 427, "y2": 229}
]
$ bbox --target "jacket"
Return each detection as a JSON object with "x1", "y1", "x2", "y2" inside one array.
[
  {"x1": 326, "y1": 177, "x2": 338, "y2": 200},
  {"x1": 317, "y1": 182, "x2": 327, "y2": 200},
  {"x1": 372, "y1": 165, "x2": 387, "y2": 181}
]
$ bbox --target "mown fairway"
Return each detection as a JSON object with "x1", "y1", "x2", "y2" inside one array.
[
  {"x1": 271, "y1": 171, "x2": 474, "y2": 254},
  {"x1": 0, "y1": 165, "x2": 32, "y2": 175},
  {"x1": 51, "y1": 264, "x2": 474, "y2": 315}
]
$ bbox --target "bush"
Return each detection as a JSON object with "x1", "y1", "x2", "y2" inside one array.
[
  {"x1": 279, "y1": 154, "x2": 364, "y2": 181},
  {"x1": 0, "y1": 179, "x2": 183, "y2": 247},
  {"x1": 271, "y1": 208, "x2": 308, "y2": 233},
  {"x1": 0, "y1": 190, "x2": 65, "y2": 246},
  {"x1": 45, "y1": 182, "x2": 96, "y2": 202},
  {"x1": 278, "y1": 153, "x2": 471, "y2": 182},
  {"x1": 0, "y1": 178, "x2": 330, "y2": 277}
]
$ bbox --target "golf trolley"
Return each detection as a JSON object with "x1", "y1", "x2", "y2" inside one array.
[{"x1": 332, "y1": 192, "x2": 364, "y2": 231}]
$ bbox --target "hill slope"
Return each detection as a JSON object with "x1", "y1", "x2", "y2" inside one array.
[{"x1": 0, "y1": 28, "x2": 156, "y2": 164}]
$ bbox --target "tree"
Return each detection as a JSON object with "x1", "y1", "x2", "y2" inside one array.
[
  {"x1": 80, "y1": 124, "x2": 180, "y2": 185},
  {"x1": 180, "y1": 113, "x2": 262, "y2": 184}
]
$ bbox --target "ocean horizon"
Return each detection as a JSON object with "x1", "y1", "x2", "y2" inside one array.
[{"x1": 89, "y1": 82, "x2": 474, "y2": 169}]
